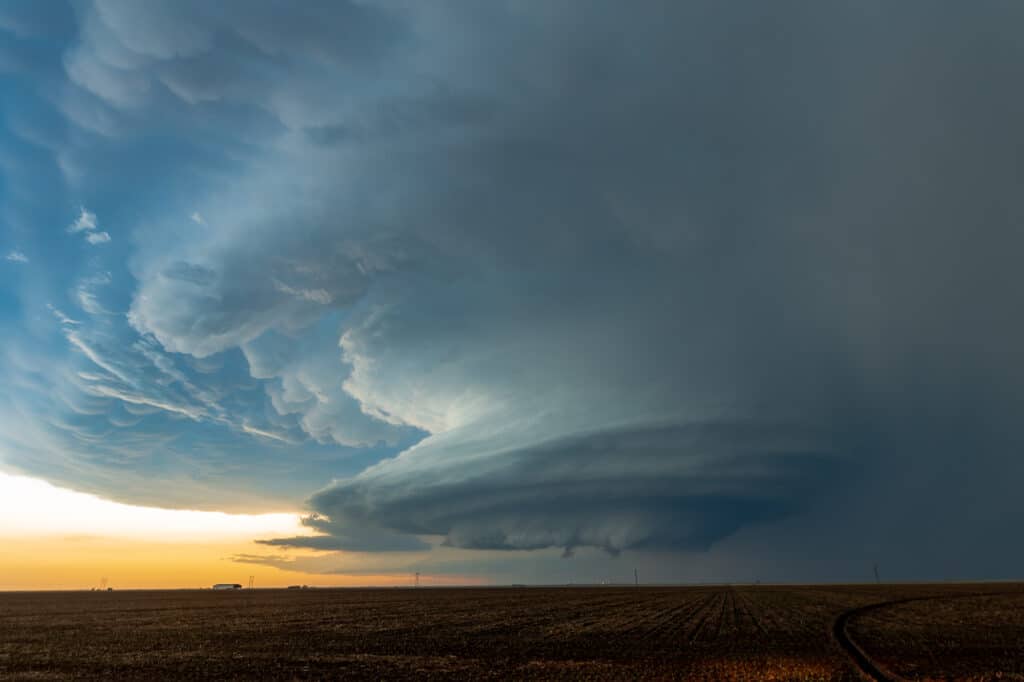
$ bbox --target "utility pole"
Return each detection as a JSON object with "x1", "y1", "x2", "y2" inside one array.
[
  {"x1": 248, "y1": 575, "x2": 255, "y2": 590},
  {"x1": 415, "y1": 572, "x2": 420, "y2": 588},
  {"x1": 634, "y1": 568, "x2": 638, "y2": 587}
]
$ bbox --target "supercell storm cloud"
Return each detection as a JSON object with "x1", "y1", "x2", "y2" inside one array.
[{"x1": 1, "y1": 1, "x2": 1023, "y2": 579}]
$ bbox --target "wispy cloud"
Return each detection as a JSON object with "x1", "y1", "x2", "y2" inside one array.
[
  {"x1": 75, "y1": 290, "x2": 101, "y2": 314},
  {"x1": 4, "y1": 250, "x2": 28, "y2": 263},
  {"x1": 67, "y1": 206, "x2": 97, "y2": 233},
  {"x1": 273, "y1": 279, "x2": 332, "y2": 305},
  {"x1": 46, "y1": 304, "x2": 79, "y2": 326},
  {"x1": 74, "y1": 273, "x2": 113, "y2": 315},
  {"x1": 85, "y1": 383, "x2": 207, "y2": 421},
  {"x1": 67, "y1": 207, "x2": 110, "y2": 244},
  {"x1": 242, "y1": 422, "x2": 296, "y2": 444},
  {"x1": 63, "y1": 330, "x2": 135, "y2": 386}
]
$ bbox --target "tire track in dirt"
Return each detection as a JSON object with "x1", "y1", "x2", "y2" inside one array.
[
  {"x1": 833, "y1": 590, "x2": 1018, "y2": 682},
  {"x1": 833, "y1": 600, "x2": 904, "y2": 682}
]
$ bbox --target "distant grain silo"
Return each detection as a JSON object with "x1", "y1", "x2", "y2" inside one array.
[{"x1": 213, "y1": 583, "x2": 243, "y2": 590}]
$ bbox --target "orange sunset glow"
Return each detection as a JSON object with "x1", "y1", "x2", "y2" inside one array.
[{"x1": 0, "y1": 472, "x2": 476, "y2": 590}]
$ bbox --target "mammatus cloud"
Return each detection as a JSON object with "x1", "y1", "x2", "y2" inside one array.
[
  {"x1": 1, "y1": 1, "x2": 1022, "y2": 581},
  {"x1": 5, "y1": 251, "x2": 28, "y2": 263}
]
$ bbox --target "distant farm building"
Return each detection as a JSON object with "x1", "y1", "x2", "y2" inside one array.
[{"x1": 213, "y1": 583, "x2": 242, "y2": 590}]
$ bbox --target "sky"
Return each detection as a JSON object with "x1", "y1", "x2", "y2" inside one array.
[{"x1": 1, "y1": 1, "x2": 1023, "y2": 589}]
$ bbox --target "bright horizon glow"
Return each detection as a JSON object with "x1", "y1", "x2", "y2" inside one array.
[
  {"x1": 0, "y1": 471, "x2": 307, "y2": 542},
  {"x1": 0, "y1": 471, "x2": 483, "y2": 590}
]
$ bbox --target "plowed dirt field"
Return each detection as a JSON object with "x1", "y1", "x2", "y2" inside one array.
[{"x1": 1, "y1": 584, "x2": 1021, "y2": 680}]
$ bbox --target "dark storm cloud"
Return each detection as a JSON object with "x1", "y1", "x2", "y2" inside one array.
[
  {"x1": 281, "y1": 1, "x2": 1024, "y2": 562},
  {"x1": 256, "y1": 535, "x2": 426, "y2": 552},
  {"x1": 257, "y1": 514, "x2": 430, "y2": 552},
  {"x1": 305, "y1": 421, "x2": 842, "y2": 554},
  {"x1": 5, "y1": 0, "x2": 1024, "y2": 577}
]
